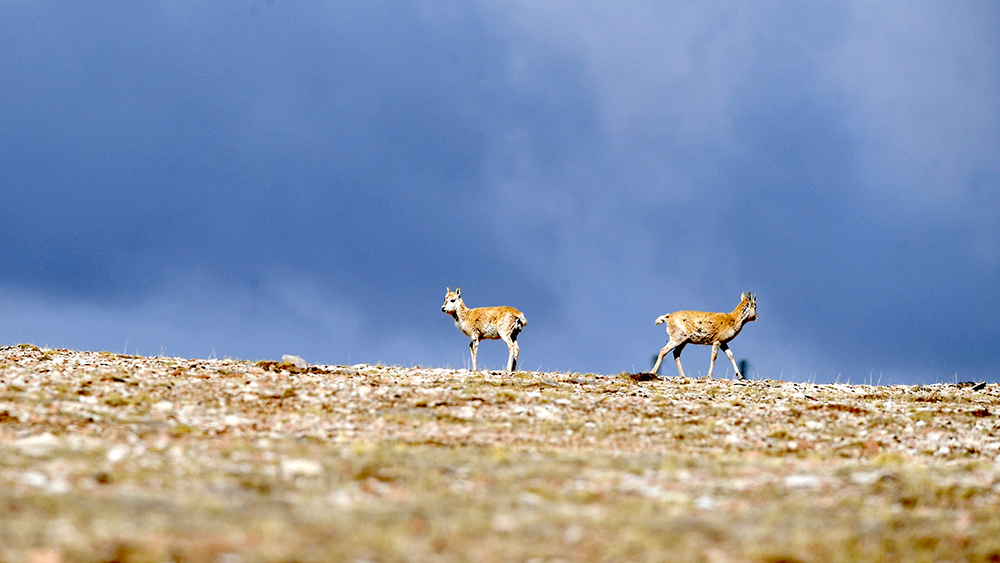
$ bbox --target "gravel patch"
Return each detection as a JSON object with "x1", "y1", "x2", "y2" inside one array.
[{"x1": 1, "y1": 344, "x2": 999, "y2": 562}]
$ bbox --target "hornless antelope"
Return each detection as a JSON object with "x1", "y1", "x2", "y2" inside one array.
[
  {"x1": 651, "y1": 292, "x2": 757, "y2": 380},
  {"x1": 441, "y1": 287, "x2": 527, "y2": 372}
]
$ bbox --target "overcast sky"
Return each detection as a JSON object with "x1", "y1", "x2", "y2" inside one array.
[{"x1": 1, "y1": 1, "x2": 997, "y2": 384}]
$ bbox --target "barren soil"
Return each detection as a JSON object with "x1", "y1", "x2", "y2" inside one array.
[{"x1": 2, "y1": 344, "x2": 1000, "y2": 563}]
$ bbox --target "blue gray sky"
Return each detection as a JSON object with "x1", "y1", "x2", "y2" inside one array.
[{"x1": 2, "y1": 1, "x2": 997, "y2": 384}]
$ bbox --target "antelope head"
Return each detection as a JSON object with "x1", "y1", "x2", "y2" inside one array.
[
  {"x1": 441, "y1": 286, "x2": 463, "y2": 314},
  {"x1": 740, "y1": 292, "x2": 758, "y2": 322}
]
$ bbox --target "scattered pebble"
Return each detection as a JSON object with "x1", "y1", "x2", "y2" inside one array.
[
  {"x1": 1, "y1": 345, "x2": 999, "y2": 562},
  {"x1": 282, "y1": 355, "x2": 308, "y2": 369}
]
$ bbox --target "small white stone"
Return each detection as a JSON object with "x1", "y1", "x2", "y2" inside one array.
[
  {"x1": 20, "y1": 471, "x2": 49, "y2": 488},
  {"x1": 47, "y1": 477, "x2": 71, "y2": 495},
  {"x1": 281, "y1": 458, "x2": 322, "y2": 478},
  {"x1": 519, "y1": 492, "x2": 542, "y2": 506},
  {"x1": 215, "y1": 553, "x2": 244, "y2": 563},
  {"x1": 533, "y1": 406, "x2": 560, "y2": 421},
  {"x1": 850, "y1": 471, "x2": 882, "y2": 486},
  {"x1": 282, "y1": 355, "x2": 308, "y2": 369},
  {"x1": 695, "y1": 495, "x2": 716, "y2": 510},
  {"x1": 66, "y1": 435, "x2": 101, "y2": 452},
  {"x1": 13, "y1": 433, "x2": 60, "y2": 457},
  {"x1": 564, "y1": 524, "x2": 585, "y2": 544},
  {"x1": 106, "y1": 444, "x2": 129, "y2": 463},
  {"x1": 223, "y1": 414, "x2": 246, "y2": 426},
  {"x1": 152, "y1": 400, "x2": 173, "y2": 412},
  {"x1": 785, "y1": 474, "x2": 821, "y2": 488}
]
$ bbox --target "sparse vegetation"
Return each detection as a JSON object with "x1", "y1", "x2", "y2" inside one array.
[{"x1": 1, "y1": 346, "x2": 999, "y2": 562}]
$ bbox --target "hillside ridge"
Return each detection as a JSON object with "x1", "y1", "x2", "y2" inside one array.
[{"x1": 2, "y1": 344, "x2": 1000, "y2": 561}]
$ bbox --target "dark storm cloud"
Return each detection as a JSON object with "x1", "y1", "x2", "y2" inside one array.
[
  {"x1": 727, "y1": 2, "x2": 1000, "y2": 378},
  {"x1": 0, "y1": 1, "x2": 997, "y2": 382},
  {"x1": 1, "y1": 2, "x2": 583, "y2": 305},
  {"x1": 477, "y1": 0, "x2": 1000, "y2": 381}
]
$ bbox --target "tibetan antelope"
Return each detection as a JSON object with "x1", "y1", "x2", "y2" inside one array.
[
  {"x1": 651, "y1": 292, "x2": 757, "y2": 380},
  {"x1": 441, "y1": 286, "x2": 527, "y2": 372}
]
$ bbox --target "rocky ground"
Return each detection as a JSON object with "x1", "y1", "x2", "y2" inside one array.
[{"x1": 1, "y1": 344, "x2": 999, "y2": 563}]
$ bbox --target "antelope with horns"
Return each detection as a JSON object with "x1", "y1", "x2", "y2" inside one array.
[
  {"x1": 651, "y1": 292, "x2": 757, "y2": 380},
  {"x1": 441, "y1": 287, "x2": 527, "y2": 372}
]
